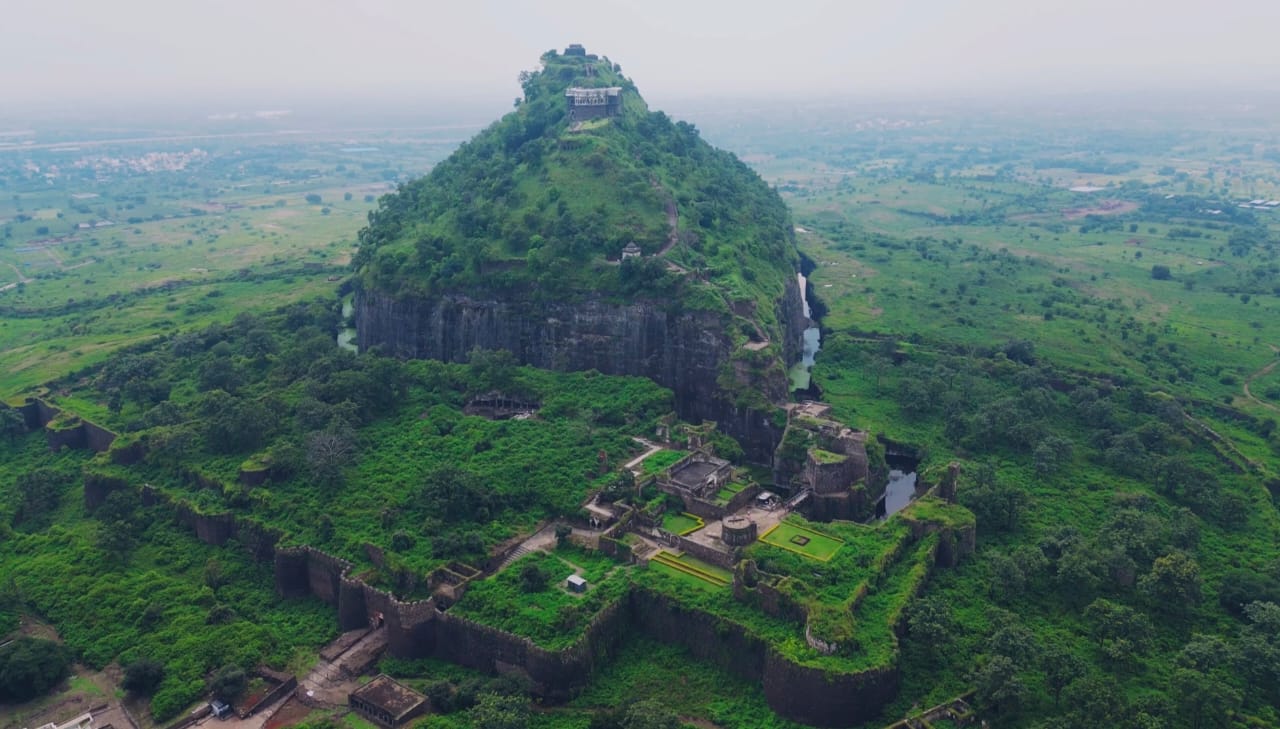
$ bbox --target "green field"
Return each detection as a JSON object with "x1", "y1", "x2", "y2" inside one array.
[
  {"x1": 759, "y1": 521, "x2": 845, "y2": 562},
  {"x1": 640, "y1": 448, "x2": 687, "y2": 475},
  {"x1": 661, "y1": 511, "x2": 704, "y2": 535},
  {"x1": 648, "y1": 551, "x2": 732, "y2": 588}
]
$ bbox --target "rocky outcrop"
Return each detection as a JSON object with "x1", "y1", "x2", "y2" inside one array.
[{"x1": 356, "y1": 275, "x2": 805, "y2": 462}]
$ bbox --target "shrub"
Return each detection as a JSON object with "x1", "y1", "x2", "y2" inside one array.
[{"x1": 0, "y1": 637, "x2": 72, "y2": 702}]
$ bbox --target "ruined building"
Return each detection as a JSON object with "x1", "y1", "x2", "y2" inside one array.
[{"x1": 565, "y1": 87, "x2": 622, "y2": 121}]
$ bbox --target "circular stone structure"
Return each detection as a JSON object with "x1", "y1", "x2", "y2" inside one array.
[{"x1": 721, "y1": 515, "x2": 758, "y2": 546}]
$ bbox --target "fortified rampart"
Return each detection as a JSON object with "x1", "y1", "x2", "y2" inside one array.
[
  {"x1": 11, "y1": 398, "x2": 117, "y2": 453},
  {"x1": 54, "y1": 400, "x2": 968, "y2": 728}
]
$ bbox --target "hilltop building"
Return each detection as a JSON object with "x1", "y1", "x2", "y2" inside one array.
[{"x1": 566, "y1": 87, "x2": 622, "y2": 122}]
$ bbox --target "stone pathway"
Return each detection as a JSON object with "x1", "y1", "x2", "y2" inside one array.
[
  {"x1": 623, "y1": 438, "x2": 663, "y2": 471},
  {"x1": 297, "y1": 627, "x2": 387, "y2": 708}
]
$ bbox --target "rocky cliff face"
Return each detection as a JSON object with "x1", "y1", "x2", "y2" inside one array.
[{"x1": 357, "y1": 275, "x2": 804, "y2": 462}]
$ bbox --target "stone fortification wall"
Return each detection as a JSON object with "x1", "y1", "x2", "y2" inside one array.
[
  {"x1": 73, "y1": 428, "x2": 960, "y2": 727},
  {"x1": 629, "y1": 588, "x2": 767, "y2": 683},
  {"x1": 762, "y1": 655, "x2": 899, "y2": 728},
  {"x1": 669, "y1": 534, "x2": 735, "y2": 570},
  {"x1": 14, "y1": 398, "x2": 117, "y2": 453},
  {"x1": 723, "y1": 482, "x2": 762, "y2": 513},
  {"x1": 433, "y1": 597, "x2": 630, "y2": 700},
  {"x1": 272, "y1": 546, "x2": 435, "y2": 658},
  {"x1": 806, "y1": 451, "x2": 859, "y2": 495}
]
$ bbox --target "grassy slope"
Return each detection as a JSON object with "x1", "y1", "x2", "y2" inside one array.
[{"x1": 786, "y1": 173, "x2": 1280, "y2": 724}]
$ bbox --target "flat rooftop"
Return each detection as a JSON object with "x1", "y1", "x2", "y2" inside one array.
[
  {"x1": 351, "y1": 675, "x2": 427, "y2": 719},
  {"x1": 671, "y1": 459, "x2": 725, "y2": 490}
]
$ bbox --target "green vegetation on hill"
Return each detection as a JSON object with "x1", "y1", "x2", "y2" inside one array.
[
  {"x1": 35, "y1": 299, "x2": 672, "y2": 589},
  {"x1": 352, "y1": 49, "x2": 797, "y2": 336},
  {"x1": 0, "y1": 431, "x2": 335, "y2": 721},
  {"x1": 449, "y1": 546, "x2": 628, "y2": 649}
]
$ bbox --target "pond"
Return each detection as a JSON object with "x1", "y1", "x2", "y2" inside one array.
[{"x1": 877, "y1": 452, "x2": 922, "y2": 519}]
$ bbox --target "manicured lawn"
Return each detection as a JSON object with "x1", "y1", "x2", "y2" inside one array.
[
  {"x1": 713, "y1": 480, "x2": 750, "y2": 504},
  {"x1": 648, "y1": 551, "x2": 731, "y2": 589},
  {"x1": 759, "y1": 521, "x2": 844, "y2": 562},
  {"x1": 661, "y1": 511, "x2": 704, "y2": 535}
]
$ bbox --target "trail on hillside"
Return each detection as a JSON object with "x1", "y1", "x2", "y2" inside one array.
[
  {"x1": 650, "y1": 176, "x2": 680, "y2": 256},
  {"x1": 1242, "y1": 344, "x2": 1280, "y2": 414}
]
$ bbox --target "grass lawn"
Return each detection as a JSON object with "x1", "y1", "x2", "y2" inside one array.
[
  {"x1": 759, "y1": 521, "x2": 845, "y2": 562},
  {"x1": 713, "y1": 480, "x2": 750, "y2": 504},
  {"x1": 661, "y1": 511, "x2": 704, "y2": 535},
  {"x1": 640, "y1": 449, "x2": 687, "y2": 475},
  {"x1": 648, "y1": 551, "x2": 731, "y2": 589}
]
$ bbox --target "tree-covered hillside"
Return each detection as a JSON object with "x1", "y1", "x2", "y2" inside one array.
[{"x1": 352, "y1": 48, "x2": 797, "y2": 330}]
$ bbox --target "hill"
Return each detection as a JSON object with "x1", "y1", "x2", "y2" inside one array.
[{"x1": 352, "y1": 46, "x2": 806, "y2": 460}]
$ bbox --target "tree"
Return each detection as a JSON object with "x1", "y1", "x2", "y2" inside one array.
[
  {"x1": 1139, "y1": 552, "x2": 1202, "y2": 611},
  {"x1": 554, "y1": 524, "x2": 572, "y2": 546},
  {"x1": 1172, "y1": 668, "x2": 1241, "y2": 729},
  {"x1": 0, "y1": 637, "x2": 72, "y2": 702},
  {"x1": 468, "y1": 347, "x2": 519, "y2": 394},
  {"x1": 1218, "y1": 569, "x2": 1280, "y2": 616},
  {"x1": 12, "y1": 468, "x2": 69, "y2": 527},
  {"x1": 960, "y1": 475, "x2": 1029, "y2": 532},
  {"x1": 204, "y1": 559, "x2": 229, "y2": 591},
  {"x1": 987, "y1": 613, "x2": 1039, "y2": 668},
  {"x1": 1239, "y1": 601, "x2": 1280, "y2": 705},
  {"x1": 519, "y1": 563, "x2": 547, "y2": 593},
  {"x1": 1060, "y1": 675, "x2": 1127, "y2": 727},
  {"x1": 1033, "y1": 435, "x2": 1074, "y2": 477},
  {"x1": 0, "y1": 407, "x2": 25, "y2": 442},
  {"x1": 1042, "y1": 645, "x2": 1087, "y2": 705},
  {"x1": 621, "y1": 699, "x2": 681, "y2": 729},
  {"x1": 905, "y1": 595, "x2": 953, "y2": 648},
  {"x1": 1084, "y1": 598, "x2": 1153, "y2": 666},
  {"x1": 210, "y1": 664, "x2": 247, "y2": 702},
  {"x1": 1055, "y1": 542, "x2": 1104, "y2": 604},
  {"x1": 122, "y1": 659, "x2": 165, "y2": 696},
  {"x1": 305, "y1": 193, "x2": 322, "y2": 205},
  {"x1": 305, "y1": 430, "x2": 356, "y2": 489},
  {"x1": 468, "y1": 692, "x2": 528, "y2": 729},
  {"x1": 988, "y1": 551, "x2": 1027, "y2": 603},
  {"x1": 971, "y1": 655, "x2": 1024, "y2": 717},
  {"x1": 1151, "y1": 265, "x2": 1172, "y2": 280}
]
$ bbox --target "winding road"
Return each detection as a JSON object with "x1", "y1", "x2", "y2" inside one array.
[{"x1": 1242, "y1": 344, "x2": 1280, "y2": 414}]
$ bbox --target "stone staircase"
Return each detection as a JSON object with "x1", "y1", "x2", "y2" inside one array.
[{"x1": 496, "y1": 543, "x2": 534, "y2": 571}]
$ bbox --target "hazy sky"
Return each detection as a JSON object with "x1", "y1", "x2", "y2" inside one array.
[{"x1": 5, "y1": 0, "x2": 1277, "y2": 110}]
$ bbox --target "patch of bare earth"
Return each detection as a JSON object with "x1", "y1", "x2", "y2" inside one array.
[{"x1": 1062, "y1": 200, "x2": 1138, "y2": 220}]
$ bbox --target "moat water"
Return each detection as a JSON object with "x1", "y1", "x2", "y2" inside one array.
[
  {"x1": 883, "y1": 469, "x2": 918, "y2": 516},
  {"x1": 876, "y1": 453, "x2": 921, "y2": 519}
]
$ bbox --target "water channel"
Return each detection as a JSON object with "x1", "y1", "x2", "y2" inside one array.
[
  {"x1": 789, "y1": 271, "x2": 822, "y2": 391},
  {"x1": 792, "y1": 261, "x2": 922, "y2": 518},
  {"x1": 876, "y1": 452, "x2": 922, "y2": 519}
]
